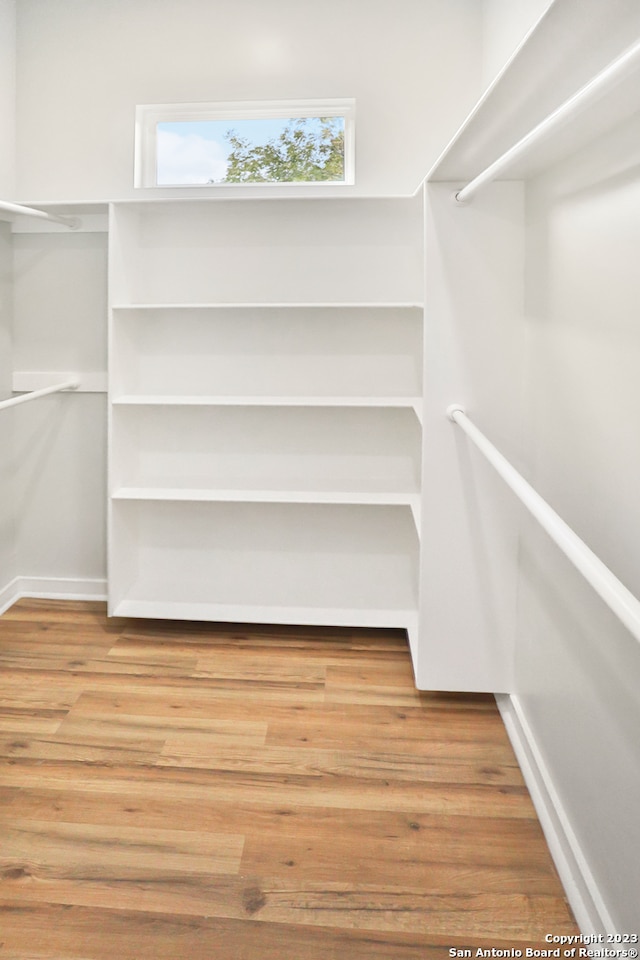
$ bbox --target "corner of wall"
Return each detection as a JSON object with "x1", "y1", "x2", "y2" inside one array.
[{"x1": 0, "y1": 221, "x2": 16, "y2": 595}]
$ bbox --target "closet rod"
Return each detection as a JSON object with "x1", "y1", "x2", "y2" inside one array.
[
  {"x1": 0, "y1": 199, "x2": 80, "y2": 229},
  {"x1": 0, "y1": 380, "x2": 79, "y2": 411},
  {"x1": 455, "y1": 36, "x2": 640, "y2": 204},
  {"x1": 447, "y1": 404, "x2": 640, "y2": 647}
]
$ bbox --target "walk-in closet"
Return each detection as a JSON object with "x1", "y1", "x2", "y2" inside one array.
[{"x1": 0, "y1": 0, "x2": 638, "y2": 950}]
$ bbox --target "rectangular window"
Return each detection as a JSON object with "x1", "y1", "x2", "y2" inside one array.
[{"x1": 135, "y1": 99, "x2": 355, "y2": 188}]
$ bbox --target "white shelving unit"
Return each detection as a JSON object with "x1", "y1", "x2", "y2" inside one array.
[
  {"x1": 110, "y1": 500, "x2": 419, "y2": 631},
  {"x1": 108, "y1": 195, "x2": 423, "y2": 646},
  {"x1": 417, "y1": 0, "x2": 640, "y2": 932},
  {"x1": 417, "y1": 0, "x2": 640, "y2": 695},
  {"x1": 111, "y1": 404, "x2": 421, "y2": 506},
  {"x1": 426, "y1": 0, "x2": 640, "y2": 187},
  {"x1": 110, "y1": 304, "x2": 422, "y2": 410}
]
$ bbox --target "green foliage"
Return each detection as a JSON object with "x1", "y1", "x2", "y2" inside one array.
[{"x1": 221, "y1": 117, "x2": 345, "y2": 183}]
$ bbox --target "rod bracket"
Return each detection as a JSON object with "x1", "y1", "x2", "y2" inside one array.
[{"x1": 446, "y1": 404, "x2": 466, "y2": 421}]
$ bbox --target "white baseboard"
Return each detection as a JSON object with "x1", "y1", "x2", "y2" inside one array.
[
  {"x1": 0, "y1": 576, "x2": 107, "y2": 615},
  {"x1": 18, "y1": 576, "x2": 107, "y2": 601},
  {"x1": 496, "y1": 693, "x2": 615, "y2": 935},
  {"x1": 0, "y1": 577, "x2": 21, "y2": 616}
]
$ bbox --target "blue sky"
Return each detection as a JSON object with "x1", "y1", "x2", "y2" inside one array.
[{"x1": 156, "y1": 116, "x2": 341, "y2": 185}]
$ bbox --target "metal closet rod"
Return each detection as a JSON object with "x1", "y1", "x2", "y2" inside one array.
[
  {"x1": 455, "y1": 36, "x2": 640, "y2": 204},
  {"x1": 0, "y1": 199, "x2": 80, "y2": 229},
  {"x1": 447, "y1": 405, "x2": 640, "y2": 648},
  {"x1": 0, "y1": 380, "x2": 79, "y2": 411}
]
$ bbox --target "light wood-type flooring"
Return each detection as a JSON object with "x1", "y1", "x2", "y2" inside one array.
[{"x1": 0, "y1": 599, "x2": 578, "y2": 958}]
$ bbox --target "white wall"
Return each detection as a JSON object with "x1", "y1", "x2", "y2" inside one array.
[
  {"x1": 481, "y1": 0, "x2": 551, "y2": 87},
  {"x1": 15, "y1": 0, "x2": 482, "y2": 200},
  {"x1": 11, "y1": 228, "x2": 108, "y2": 588},
  {"x1": 0, "y1": 0, "x2": 16, "y2": 196},
  {"x1": 0, "y1": 224, "x2": 16, "y2": 603},
  {"x1": 0, "y1": 0, "x2": 16, "y2": 600},
  {"x1": 517, "y1": 116, "x2": 640, "y2": 930}
]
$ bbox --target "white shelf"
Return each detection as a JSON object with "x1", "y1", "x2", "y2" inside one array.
[
  {"x1": 110, "y1": 405, "x2": 421, "y2": 512},
  {"x1": 112, "y1": 487, "x2": 421, "y2": 527},
  {"x1": 108, "y1": 196, "x2": 424, "y2": 636},
  {"x1": 109, "y1": 198, "x2": 423, "y2": 304},
  {"x1": 109, "y1": 500, "x2": 419, "y2": 625},
  {"x1": 113, "y1": 394, "x2": 422, "y2": 411},
  {"x1": 112, "y1": 485, "x2": 419, "y2": 501},
  {"x1": 110, "y1": 304, "x2": 422, "y2": 402},
  {"x1": 109, "y1": 190, "x2": 415, "y2": 207},
  {"x1": 111, "y1": 301, "x2": 424, "y2": 310},
  {"x1": 428, "y1": 0, "x2": 640, "y2": 185}
]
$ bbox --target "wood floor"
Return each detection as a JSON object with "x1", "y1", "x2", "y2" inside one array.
[{"x1": 0, "y1": 599, "x2": 578, "y2": 959}]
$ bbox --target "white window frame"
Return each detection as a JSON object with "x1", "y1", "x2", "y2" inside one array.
[{"x1": 134, "y1": 98, "x2": 356, "y2": 188}]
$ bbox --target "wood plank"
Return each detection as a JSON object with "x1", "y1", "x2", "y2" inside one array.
[
  {"x1": 0, "y1": 757, "x2": 538, "y2": 817},
  {"x1": 0, "y1": 598, "x2": 116, "y2": 623},
  {"x1": 240, "y1": 836, "x2": 563, "y2": 892},
  {"x1": 0, "y1": 664, "x2": 325, "y2": 701},
  {"x1": 110, "y1": 641, "x2": 329, "y2": 683},
  {"x1": 324, "y1": 660, "x2": 424, "y2": 706},
  {"x1": 157, "y1": 740, "x2": 525, "y2": 786},
  {"x1": 0, "y1": 682, "x2": 73, "y2": 702},
  {"x1": 239, "y1": 887, "x2": 575, "y2": 940},
  {"x1": 0, "y1": 654, "x2": 200, "y2": 678},
  {"x1": 0, "y1": 900, "x2": 510, "y2": 960},
  {"x1": 0, "y1": 784, "x2": 547, "y2": 865},
  {"x1": 0, "y1": 877, "x2": 574, "y2": 939},
  {"x1": 56, "y1": 712, "x2": 268, "y2": 747},
  {"x1": 0, "y1": 734, "x2": 165, "y2": 765},
  {"x1": 0, "y1": 818, "x2": 243, "y2": 879},
  {"x1": 0, "y1": 716, "x2": 64, "y2": 736},
  {"x1": 63, "y1": 691, "x2": 515, "y2": 762}
]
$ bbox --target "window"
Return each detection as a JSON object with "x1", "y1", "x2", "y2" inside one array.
[{"x1": 134, "y1": 99, "x2": 355, "y2": 188}]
